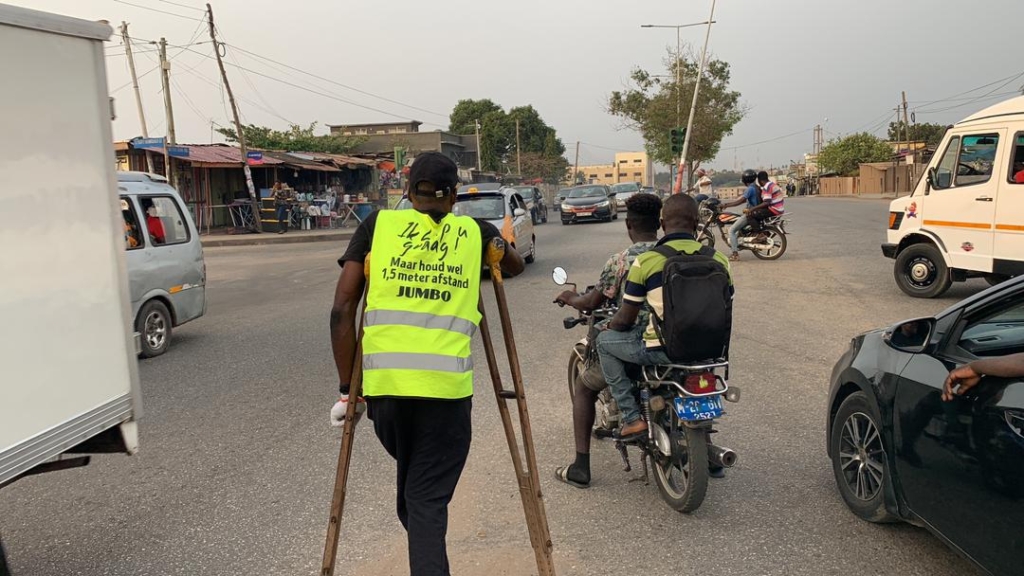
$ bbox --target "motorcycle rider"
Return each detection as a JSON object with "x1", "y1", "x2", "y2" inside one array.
[
  {"x1": 720, "y1": 168, "x2": 760, "y2": 261},
  {"x1": 552, "y1": 193, "x2": 663, "y2": 488},
  {"x1": 599, "y1": 194, "x2": 734, "y2": 464},
  {"x1": 755, "y1": 170, "x2": 785, "y2": 222}
]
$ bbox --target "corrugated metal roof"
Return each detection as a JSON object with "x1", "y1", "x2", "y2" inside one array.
[
  {"x1": 263, "y1": 151, "x2": 339, "y2": 172},
  {"x1": 125, "y1": 143, "x2": 285, "y2": 166}
]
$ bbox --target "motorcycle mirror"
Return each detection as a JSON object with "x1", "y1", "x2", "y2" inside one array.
[{"x1": 552, "y1": 266, "x2": 568, "y2": 286}]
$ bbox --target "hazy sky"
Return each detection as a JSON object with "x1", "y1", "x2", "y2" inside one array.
[{"x1": 18, "y1": 0, "x2": 1024, "y2": 171}]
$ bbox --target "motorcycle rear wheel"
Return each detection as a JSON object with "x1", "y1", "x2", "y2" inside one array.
[
  {"x1": 652, "y1": 420, "x2": 709, "y2": 513},
  {"x1": 751, "y1": 225, "x2": 787, "y2": 260}
]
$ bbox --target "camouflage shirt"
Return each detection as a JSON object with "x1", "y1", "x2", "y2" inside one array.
[{"x1": 596, "y1": 241, "x2": 656, "y2": 325}]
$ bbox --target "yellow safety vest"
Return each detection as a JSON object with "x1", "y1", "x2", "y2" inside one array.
[{"x1": 362, "y1": 209, "x2": 482, "y2": 399}]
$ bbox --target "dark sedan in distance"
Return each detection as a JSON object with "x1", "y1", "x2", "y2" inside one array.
[
  {"x1": 827, "y1": 276, "x2": 1024, "y2": 576},
  {"x1": 560, "y1": 185, "x2": 617, "y2": 225}
]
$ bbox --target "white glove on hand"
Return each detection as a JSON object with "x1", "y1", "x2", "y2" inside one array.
[{"x1": 330, "y1": 396, "x2": 365, "y2": 427}]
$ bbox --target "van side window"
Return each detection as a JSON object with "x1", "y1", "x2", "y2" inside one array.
[
  {"x1": 1010, "y1": 133, "x2": 1024, "y2": 184},
  {"x1": 933, "y1": 136, "x2": 960, "y2": 189},
  {"x1": 954, "y1": 133, "x2": 999, "y2": 187},
  {"x1": 140, "y1": 195, "x2": 190, "y2": 246},
  {"x1": 121, "y1": 198, "x2": 143, "y2": 251}
]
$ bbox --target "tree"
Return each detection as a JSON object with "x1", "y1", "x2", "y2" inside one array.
[
  {"x1": 817, "y1": 132, "x2": 893, "y2": 176},
  {"x1": 215, "y1": 122, "x2": 361, "y2": 154},
  {"x1": 449, "y1": 99, "x2": 503, "y2": 134},
  {"x1": 887, "y1": 121, "x2": 947, "y2": 146},
  {"x1": 608, "y1": 48, "x2": 745, "y2": 184},
  {"x1": 448, "y1": 99, "x2": 568, "y2": 176}
]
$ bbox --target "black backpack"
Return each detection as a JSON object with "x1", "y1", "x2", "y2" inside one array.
[{"x1": 650, "y1": 244, "x2": 733, "y2": 363}]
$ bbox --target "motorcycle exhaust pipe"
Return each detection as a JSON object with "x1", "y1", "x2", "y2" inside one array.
[{"x1": 708, "y1": 444, "x2": 738, "y2": 468}]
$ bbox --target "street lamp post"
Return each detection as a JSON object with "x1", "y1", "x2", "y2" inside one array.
[{"x1": 641, "y1": 15, "x2": 716, "y2": 194}]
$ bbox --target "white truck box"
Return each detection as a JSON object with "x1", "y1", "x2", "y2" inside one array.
[{"x1": 0, "y1": 3, "x2": 141, "y2": 488}]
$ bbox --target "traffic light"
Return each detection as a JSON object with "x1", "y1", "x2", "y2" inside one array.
[{"x1": 670, "y1": 127, "x2": 686, "y2": 154}]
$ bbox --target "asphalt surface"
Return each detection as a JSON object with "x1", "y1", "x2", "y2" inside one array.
[{"x1": 0, "y1": 197, "x2": 993, "y2": 576}]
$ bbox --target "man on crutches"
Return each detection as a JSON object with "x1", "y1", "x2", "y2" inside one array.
[{"x1": 328, "y1": 152, "x2": 525, "y2": 576}]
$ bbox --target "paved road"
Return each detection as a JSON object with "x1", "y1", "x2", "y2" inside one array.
[{"x1": 1, "y1": 198, "x2": 992, "y2": 575}]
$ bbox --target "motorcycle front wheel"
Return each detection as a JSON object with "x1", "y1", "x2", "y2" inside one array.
[
  {"x1": 696, "y1": 224, "x2": 716, "y2": 248},
  {"x1": 751, "y1": 225, "x2": 787, "y2": 260},
  {"x1": 652, "y1": 417, "x2": 709, "y2": 513}
]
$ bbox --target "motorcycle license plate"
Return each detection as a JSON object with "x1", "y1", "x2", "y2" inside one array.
[{"x1": 674, "y1": 395, "x2": 723, "y2": 422}]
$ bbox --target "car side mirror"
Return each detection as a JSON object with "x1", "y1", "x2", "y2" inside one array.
[
  {"x1": 514, "y1": 208, "x2": 526, "y2": 217},
  {"x1": 552, "y1": 266, "x2": 568, "y2": 285},
  {"x1": 883, "y1": 317, "x2": 936, "y2": 353},
  {"x1": 926, "y1": 167, "x2": 937, "y2": 191}
]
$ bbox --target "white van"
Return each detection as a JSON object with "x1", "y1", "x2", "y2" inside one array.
[
  {"x1": 118, "y1": 172, "x2": 206, "y2": 356},
  {"x1": 884, "y1": 96, "x2": 1024, "y2": 298}
]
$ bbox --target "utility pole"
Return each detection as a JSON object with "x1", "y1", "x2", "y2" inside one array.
[
  {"x1": 515, "y1": 118, "x2": 522, "y2": 177},
  {"x1": 573, "y1": 141, "x2": 580, "y2": 185},
  {"x1": 207, "y1": 3, "x2": 261, "y2": 232},
  {"x1": 901, "y1": 91, "x2": 911, "y2": 144},
  {"x1": 121, "y1": 22, "x2": 154, "y2": 173},
  {"x1": 475, "y1": 119, "x2": 482, "y2": 172},
  {"x1": 158, "y1": 38, "x2": 177, "y2": 189},
  {"x1": 675, "y1": 0, "x2": 717, "y2": 194}
]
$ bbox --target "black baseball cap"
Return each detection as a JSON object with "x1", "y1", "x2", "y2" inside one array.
[{"x1": 408, "y1": 152, "x2": 459, "y2": 197}]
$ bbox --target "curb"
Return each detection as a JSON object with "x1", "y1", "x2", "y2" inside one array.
[{"x1": 201, "y1": 231, "x2": 354, "y2": 248}]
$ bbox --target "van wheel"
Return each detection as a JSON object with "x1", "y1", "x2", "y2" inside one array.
[
  {"x1": 894, "y1": 244, "x2": 952, "y2": 298},
  {"x1": 137, "y1": 300, "x2": 172, "y2": 358}
]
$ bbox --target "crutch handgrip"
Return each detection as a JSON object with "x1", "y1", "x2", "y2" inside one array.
[{"x1": 486, "y1": 238, "x2": 505, "y2": 279}]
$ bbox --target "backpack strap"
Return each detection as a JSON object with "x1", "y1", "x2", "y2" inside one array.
[{"x1": 653, "y1": 243, "x2": 717, "y2": 259}]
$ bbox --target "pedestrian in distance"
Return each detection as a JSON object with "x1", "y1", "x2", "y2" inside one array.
[
  {"x1": 272, "y1": 181, "x2": 294, "y2": 234},
  {"x1": 329, "y1": 152, "x2": 525, "y2": 576}
]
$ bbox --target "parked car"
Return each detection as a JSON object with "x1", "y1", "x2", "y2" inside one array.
[
  {"x1": 883, "y1": 96, "x2": 1024, "y2": 298},
  {"x1": 118, "y1": 172, "x2": 206, "y2": 358},
  {"x1": 454, "y1": 187, "x2": 536, "y2": 263},
  {"x1": 610, "y1": 182, "x2": 641, "y2": 208},
  {"x1": 560, "y1": 185, "x2": 617, "y2": 224},
  {"x1": 395, "y1": 194, "x2": 412, "y2": 210},
  {"x1": 553, "y1": 188, "x2": 573, "y2": 212},
  {"x1": 827, "y1": 276, "x2": 1024, "y2": 576},
  {"x1": 513, "y1": 185, "x2": 548, "y2": 225},
  {"x1": 640, "y1": 186, "x2": 657, "y2": 195}
]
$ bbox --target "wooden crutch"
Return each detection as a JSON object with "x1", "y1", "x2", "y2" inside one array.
[
  {"x1": 321, "y1": 257, "x2": 371, "y2": 576},
  {"x1": 479, "y1": 240, "x2": 557, "y2": 576}
]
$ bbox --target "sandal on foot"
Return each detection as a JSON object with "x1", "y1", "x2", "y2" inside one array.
[
  {"x1": 554, "y1": 465, "x2": 590, "y2": 489},
  {"x1": 729, "y1": 252, "x2": 741, "y2": 262}
]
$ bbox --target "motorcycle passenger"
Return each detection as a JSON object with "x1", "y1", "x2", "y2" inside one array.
[
  {"x1": 552, "y1": 193, "x2": 663, "y2": 488},
  {"x1": 598, "y1": 195, "x2": 734, "y2": 442},
  {"x1": 720, "y1": 169, "x2": 760, "y2": 261}
]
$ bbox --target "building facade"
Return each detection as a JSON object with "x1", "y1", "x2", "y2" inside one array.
[
  {"x1": 574, "y1": 151, "x2": 650, "y2": 187},
  {"x1": 329, "y1": 120, "x2": 478, "y2": 170}
]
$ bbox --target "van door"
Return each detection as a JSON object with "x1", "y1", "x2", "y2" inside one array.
[
  {"x1": 923, "y1": 131, "x2": 1003, "y2": 272},
  {"x1": 993, "y1": 132, "x2": 1024, "y2": 277},
  {"x1": 139, "y1": 194, "x2": 205, "y2": 325}
]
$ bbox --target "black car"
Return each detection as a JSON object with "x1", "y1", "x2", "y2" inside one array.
[
  {"x1": 827, "y1": 277, "x2": 1024, "y2": 576},
  {"x1": 560, "y1": 185, "x2": 617, "y2": 225}
]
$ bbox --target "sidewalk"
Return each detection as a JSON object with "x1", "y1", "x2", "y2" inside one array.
[{"x1": 200, "y1": 228, "x2": 354, "y2": 248}]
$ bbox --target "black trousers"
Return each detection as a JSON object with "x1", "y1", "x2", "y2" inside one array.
[{"x1": 368, "y1": 397, "x2": 472, "y2": 576}]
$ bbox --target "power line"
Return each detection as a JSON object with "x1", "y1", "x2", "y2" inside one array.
[
  {"x1": 172, "y1": 44, "x2": 444, "y2": 127},
  {"x1": 154, "y1": 0, "x2": 205, "y2": 12},
  {"x1": 722, "y1": 128, "x2": 813, "y2": 151},
  {"x1": 110, "y1": 63, "x2": 159, "y2": 93},
  {"x1": 112, "y1": 0, "x2": 205, "y2": 22},
  {"x1": 911, "y1": 70, "x2": 1024, "y2": 111},
  {"x1": 225, "y1": 43, "x2": 450, "y2": 120}
]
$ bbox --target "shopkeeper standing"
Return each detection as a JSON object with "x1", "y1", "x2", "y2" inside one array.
[
  {"x1": 329, "y1": 152, "x2": 524, "y2": 575},
  {"x1": 272, "y1": 181, "x2": 294, "y2": 234}
]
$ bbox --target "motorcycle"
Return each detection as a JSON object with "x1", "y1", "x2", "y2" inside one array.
[
  {"x1": 695, "y1": 198, "x2": 788, "y2": 260},
  {"x1": 552, "y1": 266, "x2": 740, "y2": 513}
]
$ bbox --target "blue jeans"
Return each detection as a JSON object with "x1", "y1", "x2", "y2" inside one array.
[
  {"x1": 596, "y1": 326, "x2": 670, "y2": 425},
  {"x1": 276, "y1": 204, "x2": 289, "y2": 229},
  {"x1": 728, "y1": 214, "x2": 749, "y2": 252}
]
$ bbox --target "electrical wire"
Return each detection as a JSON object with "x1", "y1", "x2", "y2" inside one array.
[
  {"x1": 112, "y1": 0, "x2": 205, "y2": 22},
  {"x1": 225, "y1": 44, "x2": 450, "y2": 120},
  {"x1": 110, "y1": 64, "x2": 160, "y2": 93},
  {"x1": 154, "y1": 0, "x2": 205, "y2": 12}
]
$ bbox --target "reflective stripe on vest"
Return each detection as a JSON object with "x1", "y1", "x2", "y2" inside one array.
[
  {"x1": 362, "y1": 209, "x2": 482, "y2": 399},
  {"x1": 364, "y1": 309, "x2": 478, "y2": 338}
]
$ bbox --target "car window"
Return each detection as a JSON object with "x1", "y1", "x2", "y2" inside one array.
[
  {"x1": 933, "y1": 136, "x2": 960, "y2": 190},
  {"x1": 1010, "y1": 132, "x2": 1024, "y2": 185},
  {"x1": 121, "y1": 197, "x2": 143, "y2": 251},
  {"x1": 454, "y1": 196, "x2": 505, "y2": 220},
  {"x1": 140, "y1": 195, "x2": 190, "y2": 246},
  {"x1": 958, "y1": 297, "x2": 1024, "y2": 358},
  {"x1": 954, "y1": 133, "x2": 999, "y2": 187}
]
